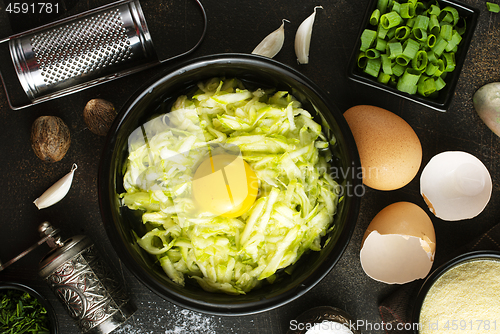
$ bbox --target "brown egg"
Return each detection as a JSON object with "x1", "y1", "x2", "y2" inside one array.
[{"x1": 344, "y1": 105, "x2": 422, "y2": 191}]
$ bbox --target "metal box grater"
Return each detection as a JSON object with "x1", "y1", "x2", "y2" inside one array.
[{"x1": 0, "y1": 0, "x2": 207, "y2": 109}]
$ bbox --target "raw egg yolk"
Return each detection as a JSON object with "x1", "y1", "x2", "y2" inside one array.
[{"x1": 192, "y1": 154, "x2": 259, "y2": 218}]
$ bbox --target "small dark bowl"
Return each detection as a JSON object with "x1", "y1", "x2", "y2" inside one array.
[
  {"x1": 348, "y1": 0, "x2": 479, "y2": 112},
  {"x1": 412, "y1": 250, "x2": 500, "y2": 333},
  {"x1": 0, "y1": 281, "x2": 58, "y2": 333},
  {"x1": 98, "y1": 53, "x2": 361, "y2": 315}
]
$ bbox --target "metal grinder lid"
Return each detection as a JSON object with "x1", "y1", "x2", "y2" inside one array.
[{"x1": 39, "y1": 235, "x2": 91, "y2": 279}]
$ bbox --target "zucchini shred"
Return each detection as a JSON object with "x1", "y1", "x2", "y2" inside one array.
[{"x1": 120, "y1": 78, "x2": 342, "y2": 294}]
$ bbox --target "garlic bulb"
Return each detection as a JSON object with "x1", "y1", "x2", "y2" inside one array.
[
  {"x1": 252, "y1": 19, "x2": 289, "y2": 58},
  {"x1": 34, "y1": 164, "x2": 78, "y2": 209},
  {"x1": 295, "y1": 6, "x2": 323, "y2": 64}
]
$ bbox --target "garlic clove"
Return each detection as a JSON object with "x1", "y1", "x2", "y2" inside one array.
[
  {"x1": 295, "y1": 6, "x2": 323, "y2": 64},
  {"x1": 34, "y1": 164, "x2": 78, "y2": 209},
  {"x1": 252, "y1": 19, "x2": 289, "y2": 58}
]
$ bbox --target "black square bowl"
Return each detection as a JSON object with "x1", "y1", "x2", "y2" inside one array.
[{"x1": 348, "y1": 0, "x2": 479, "y2": 112}]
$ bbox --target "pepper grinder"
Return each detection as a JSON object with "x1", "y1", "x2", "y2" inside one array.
[{"x1": 38, "y1": 222, "x2": 136, "y2": 334}]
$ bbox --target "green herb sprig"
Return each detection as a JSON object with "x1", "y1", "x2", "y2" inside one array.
[{"x1": 0, "y1": 289, "x2": 50, "y2": 334}]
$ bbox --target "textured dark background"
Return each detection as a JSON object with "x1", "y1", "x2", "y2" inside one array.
[{"x1": 0, "y1": 0, "x2": 499, "y2": 333}]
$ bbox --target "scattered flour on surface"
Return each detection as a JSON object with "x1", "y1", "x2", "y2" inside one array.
[{"x1": 164, "y1": 306, "x2": 220, "y2": 334}]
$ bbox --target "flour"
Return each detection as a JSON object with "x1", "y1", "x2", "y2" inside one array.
[
  {"x1": 164, "y1": 307, "x2": 219, "y2": 334},
  {"x1": 112, "y1": 301, "x2": 221, "y2": 334}
]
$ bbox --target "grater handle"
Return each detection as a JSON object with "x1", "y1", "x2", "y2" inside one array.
[{"x1": 159, "y1": 0, "x2": 207, "y2": 64}]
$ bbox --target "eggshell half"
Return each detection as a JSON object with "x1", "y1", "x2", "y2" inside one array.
[
  {"x1": 360, "y1": 202, "x2": 436, "y2": 284},
  {"x1": 420, "y1": 151, "x2": 492, "y2": 221},
  {"x1": 344, "y1": 105, "x2": 422, "y2": 191}
]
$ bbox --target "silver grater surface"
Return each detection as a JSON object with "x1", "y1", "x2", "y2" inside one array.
[
  {"x1": 9, "y1": 0, "x2": 157, "y2": 102},
  {"x1": 33, "y1": 9, "x2": 132, "y2": 85}
]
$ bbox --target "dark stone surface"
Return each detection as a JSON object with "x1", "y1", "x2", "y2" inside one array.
[{"x1": 0, "y1": 0, "x2": 499, "y2": 333}]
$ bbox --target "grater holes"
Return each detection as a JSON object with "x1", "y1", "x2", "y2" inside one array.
[{"x1": 31, "y1": 8, "x2": 132, "y2": 85}]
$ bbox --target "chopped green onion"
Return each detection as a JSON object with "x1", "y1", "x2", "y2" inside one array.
[
  {"x1": 418, "y1": 76, "x2": 437, "y2": 96},
  {"x1": 487, "y1": 2, "x2": 500, "y2": 13},
  {"x1": 442, "y1": 52, "x2": 455, "y2": 72},
  {"x1": 396, "y1": 54, "x2": 411, "y2": 66},
  {"x1": 356, "y1": 0, "x2": 468, "y2": 99},
  {"x1": 434, "y1": 59, "x2": 445, "y2": 77},
  {"x1": 431, "y1": 36, "x2": 447, "y2": 57},
  {"x1": 371, "y1": 9, "x2": 381, "y2": 25},
  {"x1": 391, "y1": 1, "x2": 401, "y2": 14},
  {"x1": 392, "y1": 63, "x2": 406, "y2": 76},
  {"x1": 397, "y1": 68, "x2": 421, "y2": 94},
  {"x1": 455, "y1": 18, "x2": 467, "y2": 35},
  {"x1": 440, "y1": 6, "x2": 459, "y2": 25},
  {"x1": 445, "y1": 31, "x2": 462, "y2": 52},
  {"x1": 406, "y1": 17, "x2": 416, "y2": 28},
  {"x1": 429, "y1": 14, "x2": 440, "y2": 35},
  {"x1": 402, "y1": 38, "x2": 420, "y2": 59},
  {"x1": 365, "y1": 58, "x2": 382, "y2": 77},
  {"x1": 428, "y1": 4, "x2": 440, "y2": 16},
  {"x1": 0, "y1": 290, "x2": 50, "y2": 333},
  {"x1": 425, "y1": 62, "x2": 439, "y2": 76},
  {"x1": 387, "y1": 40, "x2": 403, "y2": 59},
  {"x1": 387, "y1": 27, "x2": 397, "y2": 39},
  {"x1": 378, "y1": 24, "x2": 389, "y2": 39},
  {"x1": 427, "y1": 50, "x2": 437, "y2": 63},
  {"x1": 400, "y1": 3, "x2": 416, "y2": 18},
  {"x1": 381, "y1": 11, "x2": 402, "y2": 29},
  {"x1": 389, "y1": 74, "x2": 398, "y2": 86},
  {"x1": 414, "y1": 15, "x2": 430, "y2": 30},
  {"x1": 360, "y1": 29, "x2": 377, "y2": 51},
  {"x1": 357, "y1": 51, "x2": 368, "y2": 68},
  {"x1": 415, "y1": 2, "x2": 426, "y2": 15},
  {"x1": 395, "y1": 25, "x2": 411, "y2": 40},
  {"x1": 412, "y1": 50, "x2": 428, "y2": 71},
  {"x1": 439, "y1": 23, "x2": 453, "y2": 41},
  {"x1": 366, "y1": 48, "x2": 381, "y2": 59},
  {"x1": 378, "y1": 72, "x2": 392, "y2": 84},
  {"x1": 381, "y1": 53, "x2": 393, "y2": 74},
  {"x1": 426, "y1": 34, "x2": 437, "y2": 48},
  {"x1": 435, "y1": 76, "x2": 446, "y2": 91},
  {"x1": 378, "y1": 0, "x2": 389, "y2": 13},
  {"x1": 376, "y1": 38, "x2": 388, "y2": 51},
  {"x1": 413, "y1": 27, "x2": 428, "y2": 42}
]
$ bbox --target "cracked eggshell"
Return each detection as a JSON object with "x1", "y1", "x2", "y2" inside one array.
[
  {"x1": 420, "y1": 151, "x2": 492, "y2": 221},
  {"x1": 360, "y1": 202, "x2": 436, "y2": 284}
]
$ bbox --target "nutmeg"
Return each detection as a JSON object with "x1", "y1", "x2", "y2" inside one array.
[
  {"x1": 31, "y1": 116, "x2": 71, "y2": 163},
  {"x1": 83, "y1": 99, "x2": 117, "y2": 136}
]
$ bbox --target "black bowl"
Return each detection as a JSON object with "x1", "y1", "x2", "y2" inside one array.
[
  {"x1": 348, "y1": 0, "x2": 479, "y2": 112},
  {"x1": 0, "y1": 282, "x2": 58, "y2": 333},
  {"x1": 412, "y1": 250, "x2": 500, "y2": 333},
  {"x1": 98, "y1": 53, "x2": 361, "y2": 315}
]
